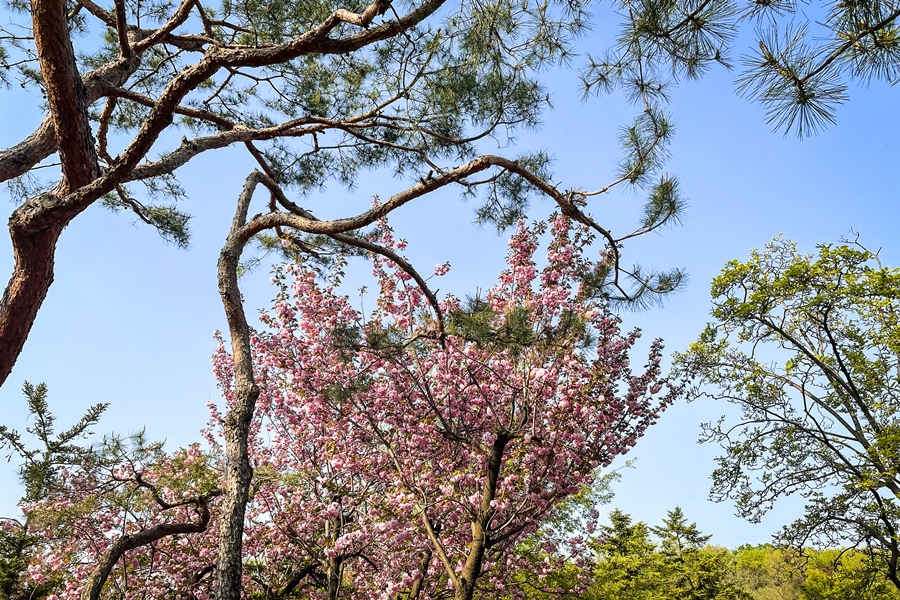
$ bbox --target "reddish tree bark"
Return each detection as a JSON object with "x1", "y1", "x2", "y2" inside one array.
[{"x1": 31, "y1": 0, "x2": 99, "y2": 193}]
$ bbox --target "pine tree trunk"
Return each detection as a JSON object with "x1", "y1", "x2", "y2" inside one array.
[
  {"x1": 0, "y1": 215, "x2": 61, "y2": 387},
  {"x1": 214, "y1": 174, "x2": 263, "y2": 600}
]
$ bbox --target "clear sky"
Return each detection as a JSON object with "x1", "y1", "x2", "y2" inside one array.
[{"x1": 0, "y1": 8, "x2": 897, "y2": 549}]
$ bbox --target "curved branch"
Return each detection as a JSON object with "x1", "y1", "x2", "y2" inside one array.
[
  {"x1": 0, "y1": 120, "x2": 57, "y2": 184},
  {"x1": 330, "y1": 231, "x2": 447, "y2": 336},
  {"x1": 246, "y1": 170, "x2": 447, "y2": 334},
  {"x1": 67, "y1": 0, "x2": 448, "y2": 208},
  {"x1": 131, "y1": 0, "x2": 198, "y2": 53},
  {"x1": 0, "y1": 0, "x2": 446, "y2": 392},
  {"x1": 0, "y1": 51, "x2": 139, "y2": 184},
  {"x1": 80, "y1": 496, "x2": 214, "y2": 600},
  {"x1": 232, "y1": 155, "x2": 576, "y2": 243}
]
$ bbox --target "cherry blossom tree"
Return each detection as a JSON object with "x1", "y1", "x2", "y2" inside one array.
[
  {"x1": 210, "y1": 158, "x2": 685, "y2": 598},
  {"x1": 17, "y1": 432, "x2": 221, "y2": 600},
  {"x1": 209, "y1": 214, "x2": 678, "y2": 600}
]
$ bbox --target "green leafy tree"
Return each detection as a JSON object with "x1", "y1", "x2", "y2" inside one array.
[
  {"x1": 801, "y1": 549, "x2": 900, "y2": 600},
  {"x1": 587, "y1": 508, "x2": 746, "y2": 600},
  {"x1": 652, "y1": 507, "x2": 747, "y2": 599},
  {"x1": 731, "y1": 545, "x2": 805, "y2": 600},
  {"x1": 676, "y1": 236, "x2": 900, "y2": 589},
  {"x1": 518, "y1": 507, "x2": 900, "y2": 600},
  {"x1": 731, "y1": 545, "x2": 900, "y2": 600},
  {"x1": 590, "y1": 509, "x2": 663, "y2": 600}
]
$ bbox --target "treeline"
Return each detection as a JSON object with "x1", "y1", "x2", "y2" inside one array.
[
  {"x1": 524, "y1": 507, "x2": 900, "y2": 600},
  {"x1": 5, "y1": 505, "x2": 897, "y2": 600}
]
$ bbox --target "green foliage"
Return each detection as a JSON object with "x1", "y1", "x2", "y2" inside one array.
[
  {"x1": 0, "y1": 383, "x2": 107, "y2": 600},
  {"x1": 0, "y1": 382, "x2": 108, "y2": 503},
  {"x1": 675, "y1": 236, "x2": 900, "y2": 588},
  {"x1": 447, "y1": 293, "x2": 596, "y2": 357},
  {"x1": 100, "y1": 184, "x2": 192, "y2": 249},
  {"x1": 581, "y1": 0, "x2": 900, "y2": 137},
  {"x1": 510, "y1": 474, "x2": 619, "y2": 598},
  {"x1": 731, "y1": 545, "x2": 900, "y2": 600},
  {"x1": 650, "y1": 506, "x2": 734, "y2": 600},
  {"x1": 730, "y1": 544, "x2": 804, "y2": 600},
  {"x1": 641, "y1": 175, "x2": 686, "y2": 231},
  {"x1": 520, "y1": 508, "x2": 900, "y2": 600},
  {"x1": 586, "y1": 508, "x2": 747, "y2": 600},
  {"x1": 737, "y1": 4, "x2": 900, "y2": 138},
  {"x1": 0, "y1": 521, "x2": 62, "y2": 600},
  {"x1": 735, "y1": 24, "x2": 849, "y2": 139},
  {"x1": 799, "y1": 549, "x2": 900, "y2": 600},
  {"x1": 589, "y1": 509, "x2": 663, "y2": 600}
]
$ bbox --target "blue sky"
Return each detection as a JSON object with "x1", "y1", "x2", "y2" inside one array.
[{"x1": 0, "y1": 8, "x2": 898, "y2": 548}]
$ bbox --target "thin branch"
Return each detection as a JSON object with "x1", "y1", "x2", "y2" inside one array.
[
  {"x1": 131, "y1": 0, "x2": 198, "y2": 53},
  {"x1": 419, "y1": 510, "x2": 460, "y2": 590},
  {"x1": 97, "y1": 97, "x2": 118, "y2": 164},
  {"x1": 803, "y1": 8, "x2": 900, "y2": 84},
  {"x1": 103, "y1": 86, "x2": 235, "y2": 129},
  {"x1": 113, "y1": 0, "x2": 132, "y2": 59},
  {"x1": 331, "y1": 231, "x2": 447, "y2": 335}
]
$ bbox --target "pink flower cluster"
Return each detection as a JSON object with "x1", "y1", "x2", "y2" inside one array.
[
  {"x1": 22, "y1": 215, "x2": 675, "y2": 599},
  {"x1": 23, "y1": 442, "x2": 221, "y2": 599},
  {"x1": 210, "y1": 215, "x2": 675, "y2": 598}
]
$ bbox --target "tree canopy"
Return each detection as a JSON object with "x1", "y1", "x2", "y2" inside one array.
[
  {"x1": 676, "y1": 236, "x2": 900, "y2": 588},
  {"x1": 4, "y1": 217, "x2": 676, "y2": 599},
  {"x1": 0, "y1": 0, "x2": 897, "y2": 594}
]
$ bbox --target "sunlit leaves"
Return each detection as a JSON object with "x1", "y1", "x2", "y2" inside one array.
[
  {"x1": 640, "y1": 175, "x2": 685, "y2": 230},
  {"x1": 617, "y1": 109, "x2": 674, "y2": 186},
  {"x1": 583, "y1": 0, "x2": 737, "y2": 102},
  {"x1": 100, "y1": 182, "x2": 192, "y2": 248},
  {"x1": 0, "y1": 383, "x2": 108, "y2": 504},
  {"x1": 738, "y1": 0, "x2": 900, "y2": 136},
  {"x1": 676, "y1": 236, "x2": 900, "y2": 581},
  {"x1": 582, "y1": 0, "x2": 897, "y2": 137}
]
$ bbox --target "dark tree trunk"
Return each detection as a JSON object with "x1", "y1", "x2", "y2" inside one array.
[
  {"x1": 0, "y1": 0, "x2": 102, "y2": 388},
  {"x1": 456, "y1": 434, "x2": 509, "y2": 600},
  {"x1": 30, "y1": 0, "x2": 99, "y2": 192}
]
